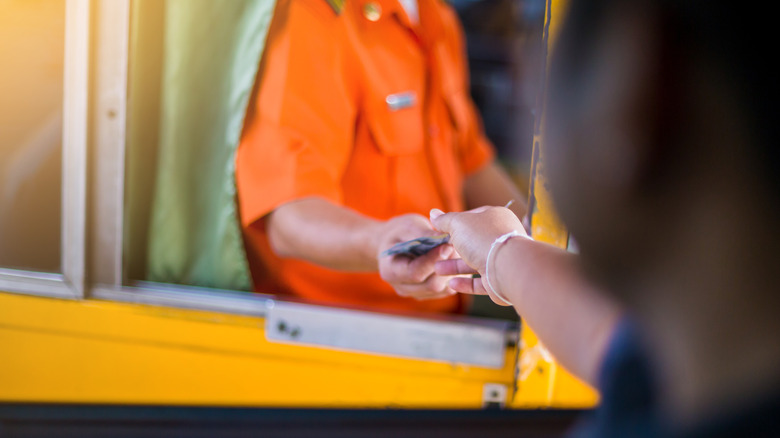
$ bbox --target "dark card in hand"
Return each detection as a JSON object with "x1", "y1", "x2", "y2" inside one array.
[{"x1": 381, "y1": 234, "x2": 450, "y2": 257}]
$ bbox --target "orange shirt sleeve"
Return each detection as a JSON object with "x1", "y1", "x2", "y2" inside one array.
[{"x1": 236, "y1": 0, "x2": 358, "y2": 228}]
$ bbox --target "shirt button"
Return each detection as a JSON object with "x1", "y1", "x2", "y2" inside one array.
[{"x1": 363, "y1": 2, "x2": 382, "y2": 21}]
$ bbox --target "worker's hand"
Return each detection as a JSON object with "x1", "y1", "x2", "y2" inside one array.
[
  {"x1": 430, "y1": 206, "x2": 526, "y2": 304},
  {"x1": 377, "y1": 214, "x2": 458, "y2": 301}
]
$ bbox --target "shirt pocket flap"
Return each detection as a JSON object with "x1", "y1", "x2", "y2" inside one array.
[{"x1": 366, "y1": 90, "x2": 425, "y2": 156}]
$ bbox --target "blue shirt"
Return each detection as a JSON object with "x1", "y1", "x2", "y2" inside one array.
[
  {"x1": 570, "y1": 319, "x2": 780, "y2": 438},
  {"x1": 569, "y1": 318, "x2": 663, "y2": 438}
]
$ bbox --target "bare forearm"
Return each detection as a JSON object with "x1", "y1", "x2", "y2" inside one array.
[
  {"x1": 430, "y1": 205, "x2": 620, "y2": 384},
  {"x1": 464, "y1": 162, "x2": 527, "y2": 218},
  {"x1": 494, "y1": 239, "x2": 622, "y2": 385},
  {"x1": 266, "y1": 198, "x2": 383, "y2": 272}
]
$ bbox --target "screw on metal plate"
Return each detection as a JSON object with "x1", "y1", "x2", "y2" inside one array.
[
  {"x1": 275, "y1": 319, "x2": 302, "y2": 339},
  {"x1": 482, "y1": 383, "x2": 508, "y2": 409}
]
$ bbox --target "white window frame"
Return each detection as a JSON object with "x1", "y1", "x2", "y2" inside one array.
[
  {"x1": 0, "y1": 0, "x2": 89, "y2": 299},
  {"x1": 84, "y1": 0, "x2": 278, "y2": 316},
  {"x1": 0, "y1": 0, "x2": 278, "y2": 316}
]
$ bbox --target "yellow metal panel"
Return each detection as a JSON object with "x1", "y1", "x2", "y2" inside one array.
[
  {"x1": 0, "y1": 292, "x2": 515, "y2": 407},
  {"x1": 511, "y1": 0, "x2": 599, "y2": 409}
]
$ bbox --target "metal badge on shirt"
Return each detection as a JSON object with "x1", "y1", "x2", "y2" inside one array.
[{"x1": 386, "y1": 91, "x2": 417, "y2": 111}]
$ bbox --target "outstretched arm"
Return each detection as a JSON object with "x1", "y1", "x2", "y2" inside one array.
[
  {"x1": 266, "y1": 197, "x2": 457, "y2": 301},
  {"x1": 431, "y1": 207, "x2": 621, "y2": 386}
]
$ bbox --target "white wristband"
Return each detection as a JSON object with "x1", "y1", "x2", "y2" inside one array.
[{"x1": 484, "y1": 230, "x2": 531, "y2": 306}]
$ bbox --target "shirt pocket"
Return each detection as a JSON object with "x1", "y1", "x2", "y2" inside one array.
[{"x1": 365, "y1": 89, "x2": 425, "y2": 156}]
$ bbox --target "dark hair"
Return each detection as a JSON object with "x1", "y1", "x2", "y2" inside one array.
[{"x1": 557, "y1": 0, "x2": 780, "y2": 197}]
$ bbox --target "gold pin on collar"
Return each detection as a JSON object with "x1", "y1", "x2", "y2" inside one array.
[{"x1": 363, "y1": 2, "x2": 382, "y2": 21}]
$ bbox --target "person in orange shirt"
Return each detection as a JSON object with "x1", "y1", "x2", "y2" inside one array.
[{"x1": 236, "y1": 0, "x2": 525, "y2": 314}]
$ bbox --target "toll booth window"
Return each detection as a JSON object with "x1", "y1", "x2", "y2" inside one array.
[
  {"x1": 123, "y1": 0, "x2": 542, "y2": 321},
  {"x1": 0, "y1": 0, "x2": 65, "y2": 273}
]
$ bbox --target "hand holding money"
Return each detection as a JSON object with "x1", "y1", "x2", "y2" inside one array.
[
  {"x1": 376, "y1": 214, "x2": 457, "y2": 301},
  {"x1": 430, "y1": 205, "x2": 528, "y2": 305}
]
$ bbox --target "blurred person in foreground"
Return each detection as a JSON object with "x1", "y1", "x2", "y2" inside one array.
[
  {"x1": 236, "y1": 0, "x2": 525, "y2": 313},
  {"x1": 432, "y1": 0, "x2": 780, "y2": 436}
]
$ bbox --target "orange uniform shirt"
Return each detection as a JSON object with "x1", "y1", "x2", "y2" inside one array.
[{"x1": 236, "y1": 0, "x2": 495, "y2": 314}]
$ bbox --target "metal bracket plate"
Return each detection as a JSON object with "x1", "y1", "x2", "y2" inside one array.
[{"x1": 265, "y1": 301, "x2": 510, "y2": 368}]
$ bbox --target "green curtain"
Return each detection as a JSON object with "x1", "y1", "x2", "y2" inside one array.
[{"x1": 126, "y1": 0, "x2": 276, "y2": 291}]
